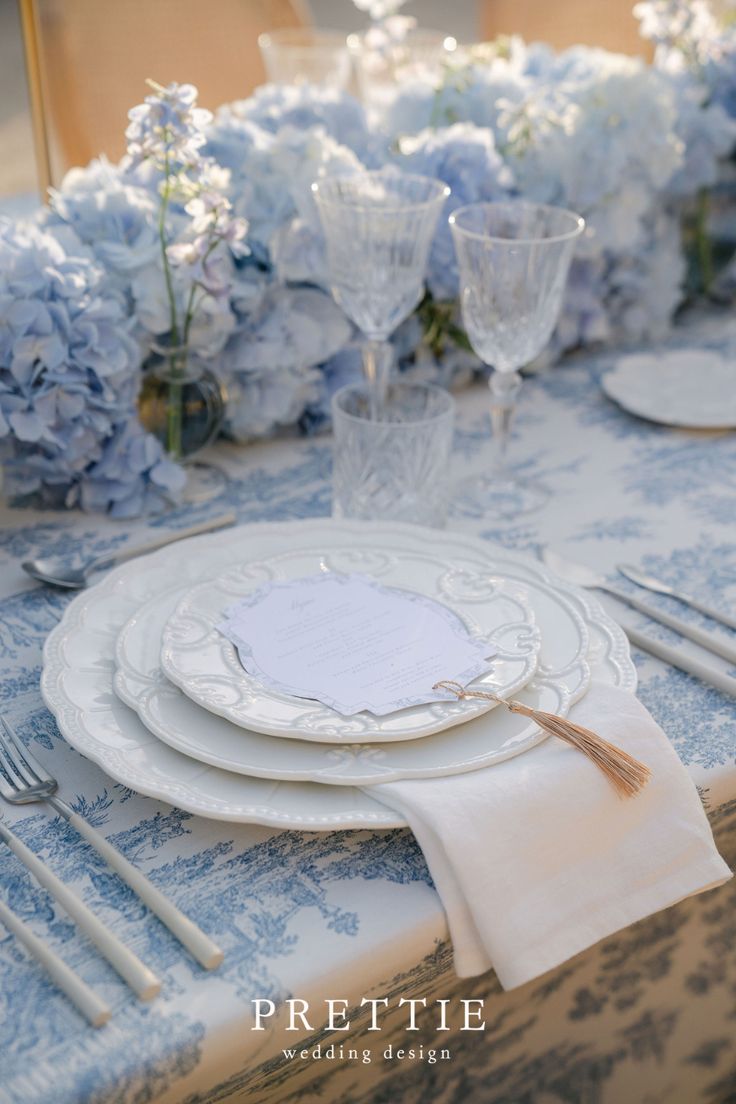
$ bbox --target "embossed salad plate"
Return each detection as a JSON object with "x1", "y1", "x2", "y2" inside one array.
[
  {"x1": 42, "y1": 520, "x2": 636, "y2": 829},
  {"x1": 158, "y1": 548, "x2": 541, "y2": 742},
  {"x1": 117, "y1": 572, "x2": 548, "y2": 788},
  {"x1": 115, "y1": 559, "x2": 577, "y2": 781},
  {"x1": 602, "y1": 348, "x2": 736, "y2": 428}
]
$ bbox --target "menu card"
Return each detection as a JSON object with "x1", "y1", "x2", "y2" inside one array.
[{"x1": 217, "y1": 573, "x2": 497, "y2": 716}]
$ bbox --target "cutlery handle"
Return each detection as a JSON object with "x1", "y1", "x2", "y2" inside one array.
[
  {"x1": 58, "y1": 804, "x2": 223, "y2": 970},
  {"x1": 682, "y1": 594, "x2": 736, "y2": 633},
  {"x1": 0, "y1": 823, "x2": 160, "y2": 1000},
  {"x1": 0, "y1": 897, "x2": 111, "y2": 1027},
  {"x1": 625, "y1": 626, "x2": 736, "y2": 697},
  {"x1": 606, "y1": 585, "x2": 736, "y2": 665},
  {"x1": 91, "y1": 513, "x2": 237, "y2": 573}
]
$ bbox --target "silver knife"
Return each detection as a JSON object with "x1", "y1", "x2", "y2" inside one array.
[
  {"x1": 618, "y1": 563, "x2": 736, "y2": 633},
  {"x1": 542, "y1": 548, "x2": 736, "y2": 666},
  {"x1": 624, "y1": 625, "x2": 736, "y2": 698}
]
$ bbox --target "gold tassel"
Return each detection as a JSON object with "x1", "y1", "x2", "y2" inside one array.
[{"x1": 433, "y1": 680, "x2": 651, "y2": 799}]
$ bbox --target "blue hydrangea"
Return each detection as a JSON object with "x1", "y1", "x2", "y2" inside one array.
[
  {"x1": 665, "y1": 74, "x2": 736, "y2": 196},
  {"x1": 381, "y1": 40, "x2": 715, "y2": 351},
  {"x1": 207, "y1": 116, "x2": 368, "y2": 261},
  {"x1": 0, "y1": 220, "x2": 184, "y2": 515},
  {"x1": 48, "y1": 158, "x2": 160, "y2": 286},
  {"x1": 392, "y1": 123, "x2": 514, "y2": 300},
  {"x1": 220, "y1": 286, "x2": 352, "y2": 440},
  {"x1": 218, "y1": 84, "x2": 375, "y2": 163}
]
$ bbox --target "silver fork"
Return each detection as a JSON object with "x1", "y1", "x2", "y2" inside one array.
[{"x1": 0, "y1": 717, "x2": 223, "y2": 971}]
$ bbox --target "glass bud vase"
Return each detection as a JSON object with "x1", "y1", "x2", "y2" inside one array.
[{"x1": 138, "y1": 343, "x2": 228, "y2": 502}]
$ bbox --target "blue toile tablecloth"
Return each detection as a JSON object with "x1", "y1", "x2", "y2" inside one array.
[{"x1": 1, "y1": 317, "x2": 735, "y2": 1104}]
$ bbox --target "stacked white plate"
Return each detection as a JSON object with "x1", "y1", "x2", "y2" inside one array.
[{"x1": 42, "y1": 520, "x2": 636, "y2": 830}]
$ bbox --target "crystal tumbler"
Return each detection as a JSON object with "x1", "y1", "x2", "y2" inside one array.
[{"x1": 332, "y1": 381, "x2": 455, "y2": 527}]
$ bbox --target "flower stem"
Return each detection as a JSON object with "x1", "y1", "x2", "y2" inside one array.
[
  {"x1": 165, "y1": 352, "x2": 185, "y2": 462},
  {"x1": 158, "y1": 151, "x2": 184, "y2": 459},
  {"x1": 181, "y1": 237, "x2": 219, "y2": 349},
  {"x1": 159, "y1": 155, "x2": 180, "y2": 348}
]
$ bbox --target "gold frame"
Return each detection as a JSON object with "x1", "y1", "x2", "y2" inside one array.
[
  {"x1": 15, "y1": 0, "x2": 314, "y2": 197},
  {"x1": 18, "y1": 0, "x2": 52, "y2": 201}
]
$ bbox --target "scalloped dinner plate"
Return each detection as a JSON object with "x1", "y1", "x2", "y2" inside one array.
[
  {"x1": 42, "y1": 521, "x2": 636, "y2": 829},
  {"x1": 115, "y1": 566, "x2": 575, "y2": 782}
]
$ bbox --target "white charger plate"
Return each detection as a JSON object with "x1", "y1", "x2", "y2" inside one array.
[
  {"x1": 114, "y1": 558, "x2": 578, "y2": 781},
  {"x1": 158, "y1": 550, "x2": 540, "y2": 742},
  {"x1": 42, "y1": 521, "x2": 636, "y2": 830},
  {"x1": 602, "y1": 348, "x2": 736, "y2": 428}
]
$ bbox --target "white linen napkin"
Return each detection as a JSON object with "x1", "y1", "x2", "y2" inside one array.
[{"x1": 369, "y1": 682, "x2": 732, "y2": 989}]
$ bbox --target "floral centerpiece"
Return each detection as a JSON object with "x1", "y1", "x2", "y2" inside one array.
[{"x1": 1, "y1": 1, "x2": 735, "y2": 514}]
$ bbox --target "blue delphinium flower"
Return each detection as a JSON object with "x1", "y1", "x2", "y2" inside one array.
[
  {"x1": 125, "y1": 80, "x2": 212, "y2": 171},
  {"x1": 48, "y1": 89, "x2": 250, "y2": 364},
  {"x1": 121, "y1": 81, "x2": 249, "y2": 356},
  {"x1": 0, "y1": 219, "x2": 184, "y2": 514}
]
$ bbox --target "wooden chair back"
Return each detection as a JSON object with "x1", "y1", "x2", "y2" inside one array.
[
  {"x1": 19, "y1": 0, "x2": 310, "y2": 194},
  {"x1": 479, "y1": 0, "x2": 653, "y2": 57}
]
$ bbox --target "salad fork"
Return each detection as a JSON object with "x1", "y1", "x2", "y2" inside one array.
[{"x1": 0, "y1": 716, "x2": 223, "y2": 970}]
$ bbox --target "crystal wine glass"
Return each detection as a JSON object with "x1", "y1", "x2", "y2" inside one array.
[
  {"x1": 449, "y1": 200, "x2": 584, "y2": 517},
  {"x1": 258, "y1": 29, "x2": 352, "y2": 90},
  {"x1": 312, "y1": 170, "x2": 449, "y2": 415}
]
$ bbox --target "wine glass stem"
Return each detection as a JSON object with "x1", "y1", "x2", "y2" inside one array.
[
  {"x1": 489, "y1": 370, "x2": 522, "y2": 478},
  {"x1": 362, "y1": 339, "x2": 393, "y2": 419}
]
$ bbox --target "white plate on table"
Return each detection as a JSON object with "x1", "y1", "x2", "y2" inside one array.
[
  {"x1": 602, "y1": 348, "x2": 736, "y2": 428},
  {"x1": 158, "y1": 551, "x2": 540, "y2": 742},
  {"x1": 114, "y1": 557, "x2": 579, "y2": 782},
  {"x1": 43, "y1": 521, "x2": 636, "y2": 830}
]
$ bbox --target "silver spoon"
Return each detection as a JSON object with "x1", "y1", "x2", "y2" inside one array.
[
  {"x1": 617, "y1": 563, "x2": 736, "y2": 633},
  {"x1": 22, "y1": 513, "x2": 237, "y2": 589}
]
